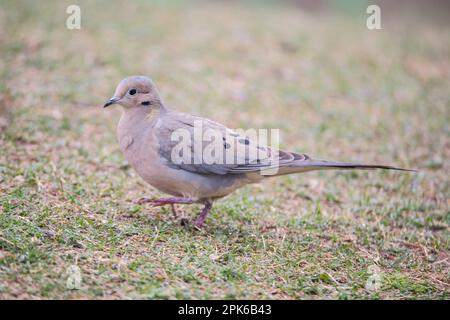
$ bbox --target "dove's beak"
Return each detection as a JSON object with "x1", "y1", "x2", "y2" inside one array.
[{"x1": 103, "y1": 96, "x2": 121, "y2": 108}]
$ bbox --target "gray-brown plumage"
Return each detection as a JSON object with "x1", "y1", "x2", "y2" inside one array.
[{"x1": 104, "y1": 75, "x2": 414, "y2": 228}]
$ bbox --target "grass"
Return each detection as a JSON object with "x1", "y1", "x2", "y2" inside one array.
[{"x1": 0, "y1": 0, "x2": 449, "y2": 299}]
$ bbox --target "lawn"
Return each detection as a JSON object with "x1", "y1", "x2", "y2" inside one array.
[{"x1": 0, "y1": 0, "x2": 449, "y2": 299}]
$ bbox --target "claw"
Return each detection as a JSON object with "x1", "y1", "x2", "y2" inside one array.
[{"x1": 135, "y1": 197, "x2": 152, "y2": 205}]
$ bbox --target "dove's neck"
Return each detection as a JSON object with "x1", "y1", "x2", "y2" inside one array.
[{"x1": 117, "y1": 105, "x2": 165, "y2": 151}]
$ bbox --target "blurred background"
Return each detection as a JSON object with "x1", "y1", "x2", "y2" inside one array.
[
  {"x1": 1, "y1": 0, "x2": 448, "y2": 171},
  {"x1": 0, "y1": 0, "x2": 449, "y2": 299}
]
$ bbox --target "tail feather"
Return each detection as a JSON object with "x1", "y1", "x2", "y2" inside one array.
[
  {"x1": 289, "y1": 159, "x2": 417, "y2": 173},
  {"x1": 280, "y1": 152, "x2": 416, "y2": 172}
]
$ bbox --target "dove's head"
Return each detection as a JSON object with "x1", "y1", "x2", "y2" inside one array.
[{"x1": 104, "y1": 76, "x2": 161, "y2": 109}]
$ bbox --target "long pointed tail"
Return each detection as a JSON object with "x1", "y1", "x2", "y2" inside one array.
[
  {"x1": 297, "y1": 159, "x2": 416, "y2": 172},
  {"x1": 274, "y1": 153, "x2": 417, "y2": 175}
]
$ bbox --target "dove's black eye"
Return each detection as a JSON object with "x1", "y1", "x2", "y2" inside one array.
[{"x1": 128, "y1": 89, "x2": 137, "y2": 95}]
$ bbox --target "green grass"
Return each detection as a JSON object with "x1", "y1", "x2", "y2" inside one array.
[{"x1": 0, "y1": 0, "x2": 449, "y2": 299}]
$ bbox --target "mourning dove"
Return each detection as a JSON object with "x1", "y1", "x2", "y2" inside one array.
[{"x1": 104, "y1": 75, "x2": 414, "y2": 228}]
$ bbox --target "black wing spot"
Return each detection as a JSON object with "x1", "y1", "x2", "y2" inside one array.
[{"x1": 239, "y1": 138, "x2": 250, "y2": 145}]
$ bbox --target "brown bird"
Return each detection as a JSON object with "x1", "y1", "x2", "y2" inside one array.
[{"x1": 104, "y1": 75, "x2": 414, "y2": 228}]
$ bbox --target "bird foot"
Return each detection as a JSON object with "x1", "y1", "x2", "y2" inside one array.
[
  {"x1": 180, "y1": 218, "x2": 204, "y2": 229},
  {"x1": 136, "y1": 197, "x2": 212, "y2": 228},
  {"x1": 192, "y1": 201, "x2": 213, "y2": 229},
  {"x1": 193, "y1": 221, "x2": 205, "y2": 229}
]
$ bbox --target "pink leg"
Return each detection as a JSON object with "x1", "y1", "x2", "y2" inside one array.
[
  {"x1": 136, "y1": 197, "x2": 196, "y2": 206},
  {"x1": 193, "y1": 201, "x2": 213, "y2": 229}
]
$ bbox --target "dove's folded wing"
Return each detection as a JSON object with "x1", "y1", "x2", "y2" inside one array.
[{"x1": 156, "y1": 112, "x2": 299, "y2": 175}]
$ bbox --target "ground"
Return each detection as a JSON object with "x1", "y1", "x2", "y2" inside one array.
[{"x1": 0, "y1": 1, "x2": 449, "y2": 299}]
